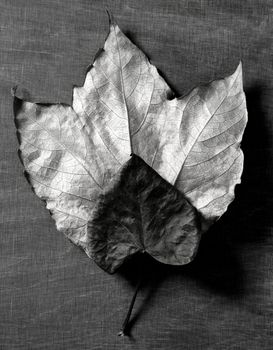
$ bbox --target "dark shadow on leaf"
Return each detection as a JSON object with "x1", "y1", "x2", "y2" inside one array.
[{"x1": 117, "y1": 84, "x2": 272, "y2": 334}]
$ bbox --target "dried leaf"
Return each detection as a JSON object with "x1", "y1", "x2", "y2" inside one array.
[{"x1": 14, "y1": 21, "x2": 247, "y2": 273}]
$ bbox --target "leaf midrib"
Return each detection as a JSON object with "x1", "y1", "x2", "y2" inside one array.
[{"x1": 113, "y1": 25, "x2": 133, "y2": 153}]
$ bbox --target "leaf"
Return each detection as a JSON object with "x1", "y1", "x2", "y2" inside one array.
[{"x1": 14, "y1": 20, "x2": 247, "y2": 273}]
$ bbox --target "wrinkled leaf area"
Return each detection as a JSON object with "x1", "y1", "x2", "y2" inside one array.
[{"x1": 87, "y1": 155, "x2": 200, "y2": 273}]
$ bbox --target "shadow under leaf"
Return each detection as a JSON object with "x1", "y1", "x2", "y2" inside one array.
[{"x1": 117, "y1": 84, "x2": 272, "y2": 334}]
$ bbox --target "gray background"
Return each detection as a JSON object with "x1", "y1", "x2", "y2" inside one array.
[{"x1": 0, "y1": 0, "x2": 272, "y2": 349}]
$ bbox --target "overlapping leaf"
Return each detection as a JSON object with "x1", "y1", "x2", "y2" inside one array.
[{"x1": 14, "y1": 21, "x2": 247, "y2": 273}]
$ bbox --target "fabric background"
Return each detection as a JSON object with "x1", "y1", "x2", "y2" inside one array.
[{"x1": 0, "y1": 1, "x2": 272, "y2": 349}]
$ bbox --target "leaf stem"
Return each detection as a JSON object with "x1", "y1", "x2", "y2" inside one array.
[{"x1": 118, "y1": 265, "x2": 143, "y2": 336}]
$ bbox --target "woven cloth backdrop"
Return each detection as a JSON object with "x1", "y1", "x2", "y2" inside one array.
[{"x1": 0, "y1": 1, "x2": 272, "y2": 349}]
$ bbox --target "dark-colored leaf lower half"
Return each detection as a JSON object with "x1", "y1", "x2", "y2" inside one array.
[{"x1": 87, "y1": 155, "x2": 200, "y2": 273}]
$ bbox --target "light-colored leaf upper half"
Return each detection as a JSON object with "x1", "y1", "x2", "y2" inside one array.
[{"x1": 14, "y1": 21, "x2": 247, "y2": 272}]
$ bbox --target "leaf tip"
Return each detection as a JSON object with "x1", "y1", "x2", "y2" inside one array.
[
  {"x1": 225, "y1": 61, "x2": 243, "y2": 89},
  {"x1": 13, "y1": 92, "x2": 24, "y2": 119},
  {"x1": 105, "y1": 8, "x2": 115, "y2": 26},
  {"x1": 12, "y1": 86, "x2": 23, "y2": 121},
  {"x1": 237, "y1": 61, "x2": 243, "y2": 73},
  {"x1": 232, "y1": 61, "x2": 243, "y2": 79}
]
